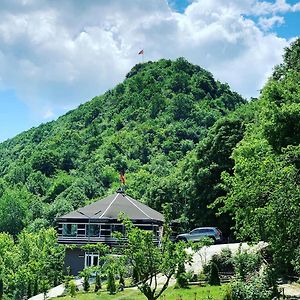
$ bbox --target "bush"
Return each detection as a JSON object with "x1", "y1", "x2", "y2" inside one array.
[
  {"x1": 233, "y1": 249, "x2": 262, "y2": 281},
  {"x1": 118, "y1": 271, "x2": 125, "y2": 291},
  {"x1": 211, "y1": 248, "x2": 234, "y2": 272},
  {"x1": 94, "y1": 273, "x2": 101, "y2": 292},
  {"x1": 83, "y1": 275, "x2": 89, "y2": 292},
  {"x1": 69, "y1": 280, "x2": 76, "y2": 297},
  {"x1": 175, "y1": 262, "x2": 188, "y2": 288},
  {"x1": 107, "y1": 269, "x2": 116, "y2": 294},
  {"x1": 231, "y1": 274, "x2": 273, "y2": 300},
  {"x1": 208, "y1": 262, "x2": 220, "y2": 286}
]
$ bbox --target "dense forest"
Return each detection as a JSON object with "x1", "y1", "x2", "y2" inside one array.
[
  {"x1": 0, "y1": 38, "x2": 300, "y2": 298},
  {"x1": 0, "y1": 57, "x2": 245, "y2": 235}
]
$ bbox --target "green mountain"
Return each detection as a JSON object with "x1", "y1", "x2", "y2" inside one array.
[{"x1": 0, "y1": 57, "x2": 245, "y2": 235}]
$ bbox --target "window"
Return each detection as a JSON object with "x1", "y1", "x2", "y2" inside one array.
[
  {"x1": 62, "y1": 224, "x2": 77, "y2": 237},
  {"x1": 100, "y1": 224, "x2": 111, "y2": 237},
  {"x1": 85, "y1": 252, "x2": 99, "y2": 268},
  {"x1": 86, "y1": 224, "x2": 100, "y2": 237},
  {"x1": 112, "y1": 224, "x2": 124, "y2": 234}
]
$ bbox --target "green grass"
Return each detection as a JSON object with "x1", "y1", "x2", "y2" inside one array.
[{"x1": 57, "y1": 284, "x2": 228, "y2": 300}]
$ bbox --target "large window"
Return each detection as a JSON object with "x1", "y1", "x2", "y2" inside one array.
[
  {"x1": 86, "y1": 224, "x2": 100, "y2": 237},
  {"x1": 62, "y1": 224, "x2": 77, "y2": 237}
]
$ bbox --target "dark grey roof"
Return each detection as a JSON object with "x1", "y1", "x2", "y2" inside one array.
[{"x1": 57, "y1": 192, "x2": 164, "y2": 222}]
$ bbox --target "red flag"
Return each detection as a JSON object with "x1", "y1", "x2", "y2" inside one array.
[{"x1": 138, "y1": 49, "x2": 144, "y2": 55}]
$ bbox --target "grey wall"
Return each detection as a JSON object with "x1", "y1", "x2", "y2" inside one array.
[{"x1": 65, "y1": 248, "x2": 85, "y2": 275}]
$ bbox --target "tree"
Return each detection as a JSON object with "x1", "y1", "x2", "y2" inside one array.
[
  {"x1": 120, "y1": 217, "x2": 190, "y2": 300},
  {"x1": 0, "y1": 189, "x2": 29, "y2": 235},
  {"x1": 107, "y1": 268, "x2": 116, "y2": 295},
  {"x1": 208, "y1": 262, "x2": 220, "y2": 286}
]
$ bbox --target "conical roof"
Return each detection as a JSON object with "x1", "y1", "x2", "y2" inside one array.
[{"x1": 57, "y1": 192, "x2": 164, "y2": 223}]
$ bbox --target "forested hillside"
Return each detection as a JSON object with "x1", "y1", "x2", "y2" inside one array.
[
  {"x1": 0, "y1": 58, "x2": 245, "y2": 236},
  {"x1": 1, "y1": 38, "x2": 300, "y2": 298},
  {"x1": 217, "y1": 38, "x2": 300, "y2": 273}
]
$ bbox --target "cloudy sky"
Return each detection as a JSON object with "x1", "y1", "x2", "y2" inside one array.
[{"x1": 0, "y1": 0, "x2": 299, "y2": 141}]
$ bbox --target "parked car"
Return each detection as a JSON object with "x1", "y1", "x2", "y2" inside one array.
[{"x1": 176, "y1": 227, "x2": 223, "y2": 243}]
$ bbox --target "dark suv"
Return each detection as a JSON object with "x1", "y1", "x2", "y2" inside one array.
[{"x1": 176, "y1": 227, "x2": 223, "y2": 243}]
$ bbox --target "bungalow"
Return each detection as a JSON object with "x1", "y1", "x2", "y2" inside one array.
[{"x1": 56, "y1": 190, "x2": 164, "y2": 275}]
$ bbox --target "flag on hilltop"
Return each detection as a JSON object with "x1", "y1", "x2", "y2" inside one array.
[{"x1": 138, "y1": 49, "x2": 144, "y2": 55}]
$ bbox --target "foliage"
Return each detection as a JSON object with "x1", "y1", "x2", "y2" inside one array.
[
  {"x1": 0, "y1": 58, "x2": 245, "y2": 239},
  {"x1": 0, "y1": 228, "x2": 65, "y2": 299},
  {"x1": 210, "y1": 248, "x2": 233, "y2": 273},
  {"x1": 69, "y1": 280, "x2": 77, "y2": 297},
  {"x1": 230, "y1": 273, "x2": 273, "y2": 300},
  {"x1": 175, "y1": 262, "x2": 188, "y2": 289},
  {"x1": 107, "y1": 269, "x2": 116, "y2": 295},
  {"x1": 233, "y1": 249, "x2": 262, "y2": 281},
  {"x1": 120, "y1": 217, "x2": 191, "y2": 300},
  {"x1": 217, "y1": 37, "x2": 300, "y2": 274},
  {"x1": 208, "y1": 262, "x2": 220, "y2": 286},
  {"x1": 94, "y1": 273, "x2": 101, "y2": 292}
]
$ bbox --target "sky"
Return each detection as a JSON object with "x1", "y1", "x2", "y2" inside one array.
[{"x1": 0, "y1": 0, "x2": 299, "y2": 142}]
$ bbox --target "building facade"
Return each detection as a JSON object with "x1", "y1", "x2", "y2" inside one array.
[{"x1": 56, "y1": 191, "x2": 164, "y2": 275}]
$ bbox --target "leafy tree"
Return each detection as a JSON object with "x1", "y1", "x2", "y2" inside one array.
[
  {"x1": 216, "y1": 38, "x2": 300, "y2": 275},
  {"x1": 0, "y1": 189, "x2": 29, "y2": 235},
  {"x1": 120, "y1": 217, "x2": 190, "y2": 300}
]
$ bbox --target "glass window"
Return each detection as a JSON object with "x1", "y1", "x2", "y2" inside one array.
[
  {"x1": 62, "y1": 224, "x2": 77, "y2": 237},
  {"x1": 86, "y1": 224, "x2": 100, "y2": 237},
  {"x1": 112, "y1": 224, "x2": 124, "y2": 234},
  {"x1": 100, "y1": 224, "x2": 111, "y2": 237},
  {"x1": 85, "y1": 252, "x2": 99, "y2": 267}
]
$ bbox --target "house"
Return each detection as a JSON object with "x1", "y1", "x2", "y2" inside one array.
[{"x1": 56, "y1": 190, "x2": 164, "y2": 275}]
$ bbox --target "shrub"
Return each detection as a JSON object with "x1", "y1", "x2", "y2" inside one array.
[
  {"x1": 175, "y1": 262, "x2": 188, "y2": 288},
  {"x1": 208, "y1": 262, "x2": 220, "y2": 286},
  {"x1": 0, "y1": 278, "x2": 3, "y2": 300},
  {"x1": 119, "y1": 271, "x2": 125, "y2": 291},
  {"x1": 83, "y1": 275, "x2": 89, "y2": 292},
  {"x1": 233, "y1": 250, "x2": 262, "y2": 281},
  {"x1": 107, "y1": 269, "x2": 116, "y2": 294},
  {"x1": 69, "y1": 280, "x2": 76, "y2": 297},
  {"x1": 223, "y1": 285, "x2": 233, "y2": 300},
  {"x1": 231, "y1": 274, "x2": 273, "y2": 300},
  {"x1": 94, "y1": 273, "x2": 101, "y2": 292},
  {"x1": 211, "y1": 248, "x2": 234, "y2": 272}
]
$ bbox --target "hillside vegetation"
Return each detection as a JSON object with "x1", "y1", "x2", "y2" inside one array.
[
  {"x1": 0, "y1": 38, "x2": 300, "y2": 299},
  {"x1": 0, "y1": 58, "x2": 245, "y2": 235}
]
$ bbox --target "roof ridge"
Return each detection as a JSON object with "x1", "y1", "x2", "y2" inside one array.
[
  {"x1": 98, "y1": 193, "x2": 119, "y2": 218},
  {"x1": 125, "y1": 195, "x2": 153, "y2": 220}
]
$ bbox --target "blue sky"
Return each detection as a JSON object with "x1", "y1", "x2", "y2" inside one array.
[{"x1": 0, "y1": 0, "x2": 299, "y2": 142}]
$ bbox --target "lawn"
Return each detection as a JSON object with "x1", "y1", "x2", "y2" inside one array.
[{"x1": 56, "y1": 284, "x2": 228, "y2": 300}]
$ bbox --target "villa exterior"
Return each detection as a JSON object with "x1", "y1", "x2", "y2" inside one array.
[{"x1": 56, "y1": 191, "x2": 164, "y2": 275}]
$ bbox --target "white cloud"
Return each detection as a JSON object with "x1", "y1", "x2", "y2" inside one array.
[
  {"x1": 251, "y1": 0, "x2": 300, "y2": 15},
  {"x1": 259, "y1": 15, "x2": 285, "y2": 30},
  {"x1": 0, "y1": 0, "x2": 296, "y2": 118}
]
